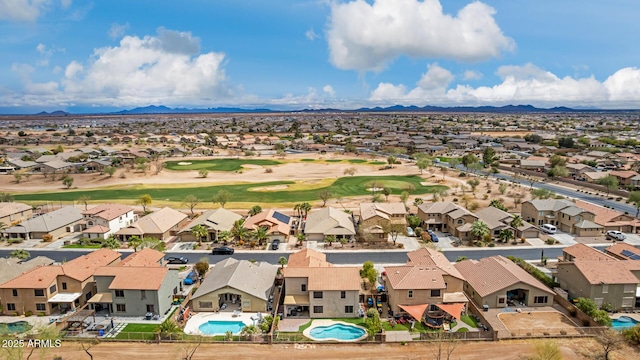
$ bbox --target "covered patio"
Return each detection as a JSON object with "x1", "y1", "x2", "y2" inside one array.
[
  {"x1": 87, "y1": 292, "x2": 113, "y2": 315},
  {"x1": 282, "y1": 294, "x2": 309, "y2": 318},
  {"x1": 48, "y1": 292, "x2": 82, "y2": 313}
]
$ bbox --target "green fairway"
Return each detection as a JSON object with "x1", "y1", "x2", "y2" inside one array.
[
  {"x1": 347, "y1": 159, "x2": 368, "y2": 163},
  {"x1": 300, "y1": 158, "x2": 316, "y2": 162},
  {"x1": 13, "y1": 176, "x2": 447, "y2": 204},
  {"x1": 164, "y1": 158, "x2": 281, "y2": 172},
  {"x1": 325, "y1": 159, "x2": 342, "y2": 163},
  {"x1": 369, "y1": 161, "x2": 387, "y2": 165}
]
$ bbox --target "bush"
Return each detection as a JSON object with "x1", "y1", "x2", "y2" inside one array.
[
  {"x1": 482, "y1": 194, "x2": 489, "y2": 200},
  {"x1": 622, "y1": 324, "x2": 640, "y2": 345},
  {"x1": 452, "y1": 198, "x2": 458, "y2": 202},
  {"x1": 42, "y1": 234, "x2": 53, "y2": 242},
  {"x1": 265, "y1": 167, "x2": 273, "y2": 173},
  {"x1": 25, "y1": 311, "x2": 33, "y2": 317},
  {"x1": 546, "y1": 238, "x2": 555, "y2": 245},
  {"x1": 569, "y1": 307, "x2": 577, "y2": 317},
  {"x1": 560, "y1": 330, "x2": 567, "y2": 335},
  {"x1": 468, "y1": 202, "x2": 479, "y2": 211}
]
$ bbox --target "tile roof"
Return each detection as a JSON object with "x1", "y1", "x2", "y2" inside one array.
[
  {"x1": 192, "y1": 258, "x2": 277, "y2": 301},
  {"x1": 0, "y1": 265, "x2": 62, "y2": 289},
  {"x1": 82, "y1": 204, "x2": 134, "y2": 221},
  {"x1": 0, "y1": 256, "x2": 55, "y2": 285},
  {"x1": 417, "y1": 202, "x2": 461, "y2": 215},
  {"x1": 61, "y1": 248, "x2": 121, "y2": 281},
  {"x1": 563, "y1": 244, "x2": 617, "y2": 261},
  {"x1": 3, "y1": 206, "x2": 83, "y2": 234},
  {"x1": 384, "y1": 265, "x2": 447, "y2": 290},
  {"x1": 605, "y1": 243, "x2": 640, "y2": 260},
  {"x1": 304, "y1": 207, "x2": 355, "y2": 236},
  {"x1": 454, "y1": 256, "x2": 554, "y2": 298},
  {"x1": 359, "y1": 202, "x2": 406, "y2": 221},
  {"x1": 527, "y1": 199, "x2": 576, "y2": 212},
  {"x1": 118, "y1": 248, "x2": 164, "y2": 267},
  {"x1": 559, "y1": 261, "x2": 640, "y2": 285},
  {"x1": 82, "y1": 225, "x2": 110, "y2": 234},
  {"x1": 287, "y1": 248, "x2": 332, "y2": 268},
  {"x1": 0, "y1": 202, "x2": 31, "y2": 219},
  {"x1": 179, "y1": 208, "x2": 243, "y2": 233},
  {"x1": 244, "y1": 209, "x2": 291, "y2": 236},
  {"x1": 406, "y1": 248, "x2": 464, "y2": 280},
  {"x1": 120, "y1": 207, "x2": 187, "y2": 234},
  {"x1": 574, "y1": 200, "x2": 640, "y2": 227},
  {"x1": 284, "y1": 266, "x2": 361, "y2": 291},
  {"x1": 94, "y1": 266, "x2": 169, "y2": 290}
]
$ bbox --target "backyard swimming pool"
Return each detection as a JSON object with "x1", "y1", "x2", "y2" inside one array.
[
  {"x1": 0, "y1": 321, "x2": 32, "y2": 334},
  {"x1": 198, "y1": 320, "x2": 246, "y2": 335},
  {"x1": 308, "y1": 323, "x2": 367, "y2": 341},
  {"x1": 611, "y1": 316, "x2": 639, "y2": 330}
]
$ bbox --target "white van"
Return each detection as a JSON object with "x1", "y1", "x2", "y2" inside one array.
[{"x1": 541, "y1": 224, "x2": 557, "y2": 234}]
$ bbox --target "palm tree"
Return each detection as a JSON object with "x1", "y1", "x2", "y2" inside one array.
[
  {"x1": 10, "y1": 249, "x2": 30, "y2": 260},
  {"x1": 156, "y1": 319, "x2": 182, "y2": 340},
  {"x1": 191, "y1": 224, "x2": 208, "y2": 246},
  {"x1": 325, "y1": 235, "x2": 336, "y2": 247},
  {"x1": 300, "y1": 202, "x2": 312, "y2": 219},
  {"x1": 102, "y1": 235, "x2": 120, "y2": 249},
  {"x1": 293, "y1": 203, "x2": 302, "y2": 218},
  {"x1": 231, "y1": 219, "x2": 249, "y2": 244},
  {"x1": 510, "y1": 215, "x2": 524, "y2": 232},
  {"x1": 498, "y1": 229, "x2": 514, "y2": 243},
  {"x1": 277, "y1": 256, "x2": 288, "y2": 269},
  {"x1": 296, "y1": 233, "x2": 306, "y2": 247},
  {"x1": 470, "y1": 220, "x2": 490, "y2": 243},
  {"x1": 252, "y1": 226, "x2": 269, "y2": 246},
  {"x1": 248, "y1": 205, "x2": 263, "y2": 216},
  {"x1": 128, "y1": 235, "x2": 143, "y2": 252},
  {"x1": 240, "y1": 324, "x2": 259, "y2": 339},
  {"x1": 217, "y1": 230, "x2": 232, "y2": 245}
]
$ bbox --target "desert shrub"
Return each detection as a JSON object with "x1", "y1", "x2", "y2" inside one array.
[
  {"x1": 468, "y1": 202, "x2": 479, "y2": 211},
  {"x1": 560, "y1": 330, "x2": 567, "y2": 335},
  {"x1": 546, "y1": 238, "x2": 555, "y2": 245},
  {"x1": 25, "y1": 311, "x2": 33, "y2": 317},
  {"x1": 265, "y1": 167, "x2": 273, "y2": 173},
  {"x1": 622, "y1": 324, "x2": 640, "y2": 345},
  {"x1": 42, "y1": 234, "x2": 53, "y2": 242},
  {"x1": 569, "y1": 307, "x2": 577, "y2": 317},
  {"x1": 482, "y1": 194, "x2": 489, "y2": 200}
]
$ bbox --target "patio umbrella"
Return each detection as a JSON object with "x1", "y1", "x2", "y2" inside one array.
[
  {"x1": 398, "y1": 304, "x2": 429, "y2": 322},
  {"x1": 434, "y1": 303, "x2": 465, "y2": 321}
]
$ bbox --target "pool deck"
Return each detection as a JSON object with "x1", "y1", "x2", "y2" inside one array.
[
  {"x1": 183, "y1": 312, "x2": 256, "y2": 335},
  {"x1": 302, "y1": 319, "x2": 368, "y2": 342}
]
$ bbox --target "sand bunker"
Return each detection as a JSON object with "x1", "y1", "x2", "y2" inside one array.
[
  {"x1": 177, "y1": 162, "x2": 192, "y2": 165},
  {"x1": 250, "y1": 184, "x2": 289, "y2": 191}
]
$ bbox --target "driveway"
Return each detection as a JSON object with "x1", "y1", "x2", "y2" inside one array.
[
  {"x1": 623, "y1": 233, "x2": 640, "y2": 246},
  {"x1": 548, "y1": 232, "x2": 577, "y2": 246}
]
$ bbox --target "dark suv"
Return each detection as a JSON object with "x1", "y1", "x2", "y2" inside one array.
[{"x1": 271, "y1": 239, "x2": 280, "y2": 250}]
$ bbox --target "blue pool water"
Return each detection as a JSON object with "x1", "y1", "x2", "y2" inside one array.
[
  {"x1": 0, "y1": 321, "x2": 31, "y2": 334},
  {"x1": 198, "y1": 320, "x2": 246, "y2": 335},
  {"x1": 611, "y1": 316, "x2": 639, "y2": 331},
  {"x1": 309, "y1": 323, "x2": 366, "y2": 341}
]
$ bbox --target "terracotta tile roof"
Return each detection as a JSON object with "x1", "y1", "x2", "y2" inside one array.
[
  {"x1": 406, "y1": 248, "x2": 464, "y2": 280},
  {"x1": 0, "y1": 265, "x2": 62, "y2": 289},
  {"x1": 0, "y1": 202, "x2": 31, "y2": 219},
  {"x1": 384, "y1": 265, "x2": 446, "y2": 290},
  {"x1": 244, "y1": 209, "x2": 291, "y2": 236},
  {"x1": 0, "y1": 256, "x2": 55, "y2": 285},
  {"x1": 284, "y1": 266, "x2": 361, "y2": 291},
  {"x1": 119, "y1": 207, "x2": 187, "y2": 235},
  {"x1": 610, "y1": 170, "x2": 640, "y2": 179},
  {"x1": 454, "y1": 256, "x2": 554, "y2": 298},
  {"x1": 605, "y1": 243, "x2": 640, "y2": 260},
  {"x1": 287, "y1": 248, "x2": 332, "y2": 268},
  {"x1": 559, "y1": 261, "x2": 640, "y2": 285},
  {"x1": 61, "y1": 248, "x2": 121, "y2": 281},
  {"x1": 359, "y1": 202, "x2": 406, "y2": 221},
  {"x1": 118, "y1": 248, "x2": 164, "y2": 267},
  {"x1": 574, "y1": 200, "x2": 640, "y2": 228},
  {"x1": 82, "y1": 225, "x2": 110, "y2": 234},
  {"x1": 82, "y1": 204, "x2": 134, "y2": 221},
  {"x1": 563, "y1": 244, "x2": 617, "y2": 262},
  {"x1": 93, "y1": 266, "x2": 168, "y2": 290}
]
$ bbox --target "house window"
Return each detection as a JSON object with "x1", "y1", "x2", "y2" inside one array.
[
  {"x1": 313, "y1": 291, "x2": 323, "y2": 299},
  {"x1": 624, "y1": 284, "x2": 635, "y2": 293},
  {"x1": 85, "y1": 292, "x2": 92, "y2": 301},
  {"x1": 115, "y1": 290, "x2": 125, "y2": 298},
  {"x1": 62, "y1": 282, "x2": 67, "y2": 290},
  {"x1": 141, "y1": 290, "x2": 146, "y2": 300},
  {"x1": 345, "y1": 306, "x2": 354, "y2": 314},
  {"x1": 36, "y1": 303, "x2": 46, "y2": 311},
  {"x1": 457, "y1": 220, "x2": 462, "y2": 224},
  {"x1": 313, "y1": 306, "x2": 323, "y2": 314},
  {"x1": 49, "y1": 284, "x2": 57, "y2": 294},
  {"x1": 198, "y1": 301, "x2": 213, "y2": 309},
  {"x1": 534, "y1": 296, "x2": 548, "y2": 304},
  {"x1": 301, "y1": 284, "x2": 307, "y2": 292},
  {"x1": 6, "y1": 304, "x2": 16, "y2": 311},
  {"x1": 408, "y1": 290, "x2": 414, "y2": 298},
  {"x1": 602, "y1": 285, "x2": 608, "y2": 294},
  {"x1": 12, "y1": 289, "x2": 17, "y2": 297},
  {"x1": 341, "y1": 291, "x2": 346, "y2": 299},
  {"x1": 116, "y1": 304, "x2": 126, "y2": 312},
  {"x1": 498, "y1": 297, "x2": 506, "y2": 304},
  {"x1": 431, "y1": 290, "x2": 441, "y2": 297},
  {"x1": 34, "y1": 289, "x2": 45, "y2": 297}
]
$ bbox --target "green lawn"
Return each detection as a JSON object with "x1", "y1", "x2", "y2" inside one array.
[
  {"x1": 62, "y1": 244, "x2": 102, "y2": 249},
  {"x1": 164, "y1": 158, "x2": 282, "y2": 172},
  {"x1": 382, "y1": 320, "x2": 433, "y2": 333},
  {"x1": 298, "y1": 321, "x2": 312, "y2": 332},
  {"x1": 300, "y1": 158, "x2": 316, "y2": 162},
  {"x1": 461, "y1": 315, "x2": 479, "y2": 328},
  {"x1": 13, "y1": 176, "x2": 448, "y2": 204},
  {"x1": 325, "y1": 159, "x2": 342, "y2": 163},
  {"x1": 456, "y1": 327, "x2": 469, "y2": 332},
  {"x1": 369, "y1": 161, "x2": 387, "y2": 165},
  {"x1": 115, "y1": 323, "x2": 158, "y2": 340},
  {"x1": 347, "y1": 159, "x2": 368, "y2": 164}
]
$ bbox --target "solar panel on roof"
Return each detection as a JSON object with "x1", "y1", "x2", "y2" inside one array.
[
  {"x1": 621, "y1": 249, "x2": 640, "y2": 260},
  {"x1": 272, "y1": 211, "x2": 291, "y2": 224}
]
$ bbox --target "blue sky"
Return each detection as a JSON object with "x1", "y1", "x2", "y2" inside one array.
[{"x1": 1, "y1": 0, "x2": 640, "y2": 113}]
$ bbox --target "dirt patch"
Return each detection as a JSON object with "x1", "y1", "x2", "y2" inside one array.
[
  {"x1": 250, "y1": 184, "x2": 289, "y2": 191},
  {"x1": 498, "y1": 311, "x2": 581, "y2": 336}
]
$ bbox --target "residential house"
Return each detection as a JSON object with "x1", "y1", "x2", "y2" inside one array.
[
  {"x1": 383, "y1": 249, "x2": 467, "y2": 320},
  {"x1": 455, "y1": 256, "x2": 555, "y2": 308},
  {"x1": 474, "y1": 206, "x2": 540, "y2": 239},
  {"x1": 416, "y1": 202, "x2": 477, "y2": 241},
  {"x1": 116, "y1": 207, "x2": 189, "y2": 241},
  {"x1": 191, "y1": 258, "x2": 277, "y2": 313},
  {"x1": 90, "y1": 249, "x2": 180, "y2": 317},
  {"x1": 303, "y1": 207, "x2": 356, "y2": 242},
  {"x1": 243, "y1": 209, "x2": 293, "y2": 241},
  {"x1": 2, "y1": 206, "x2": 84, "y2": 240},
  {"x1": 359, "y1": 203, "x2": 407, "y2": 242},
  {"x1": 560, "y1": 243, "x2": 618, "y2": 262},
  {"x1": 283, "y1": 249, "x2": 361, "y2": 318},
  {"x1": 609, "y1": 170, "x2": 640, "y2": 188},
  {"x1": 0, "y1": 249, "x2": 121, "y2": 316},
  {"x1": 574, "y1": 200, "x2": 640, "y2": 233},
  {"x1": 583, "y1": 171, "x2": 610, "y2": 183},
  {"x1": 604, "y1": 243, "x2": 640, "y2": 261},
  {"x1": 521, "y1": 199, "x2": 602, "y2": 236},
  {"x1": 82, "y1": 204, "x2": 136, "y2": 239},
  {"x1": 0, "y1": 256, "x2": 55, "y2": 287},
  {"x1": 556, "y1": 260, "x2": 640, "y2": 310},
  {"x1": 177, "y1": 208, "x2": 243, "y2": 242},
  {"x1": 0, "y1": 202, "x2": 33, "y2": 226}
]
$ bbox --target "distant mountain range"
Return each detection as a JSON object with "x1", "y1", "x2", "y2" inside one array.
[{"x1": 17, "y1": 104, "x2": 638, "y2": 116}]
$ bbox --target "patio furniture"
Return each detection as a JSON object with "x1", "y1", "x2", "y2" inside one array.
[{"x1": 233, "y1": 310, "x2": 241, "y2": 317}]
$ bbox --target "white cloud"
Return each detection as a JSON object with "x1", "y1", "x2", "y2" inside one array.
[
  {"x1": 416, "y1": 63, "x2": 453, "y2": 90},
  {"x1": 327, "y1": 0, "x2": 514, "y2": 72},
  {"x1": 369, "y1": 63, "x2": 640, "y2": 108},
  {"x1": 0, "y1": 0, "x2": 71, "y2": 22},
  {"x1": 305, "y1": 28, "x2": 319, "y2": 41},
  {"x1": 108, "y1": 22, "x2": 130, "y2": 40},
  {"x1": 463, "y1": 70, "x2": 483, "y2": 81},
  {"x1": 323, "y1": 85, "x2": 335, "y2": 97},
  {"x1": 8, "y1": 28, "x2": 232, "y2": 107}
]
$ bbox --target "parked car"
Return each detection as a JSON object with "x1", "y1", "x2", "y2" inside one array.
[
  {"x1": 211, "y1": 246, "x2": 234, "y2": 255},
  {"x1": 427, "y1": 229, "x2": 439, "y2": 242},
  {"x1": 271, "y1": 239, "x2": 280, "y2": 250},
  {"x1": 406, "y1": 227, "x2": 415, "y2": 237},
  {"x1": 541, "y1": 224, "x2": 557, "y2": 234},
  {"x1": 165, "y1": 256, "x2": 189, "y2": 264},
  {"x1": 183, "y1": 271, "x2": 198, "y2": 285},
  {"x1": 606, "y1": 230, "x2": 626, "y2": 241}
]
